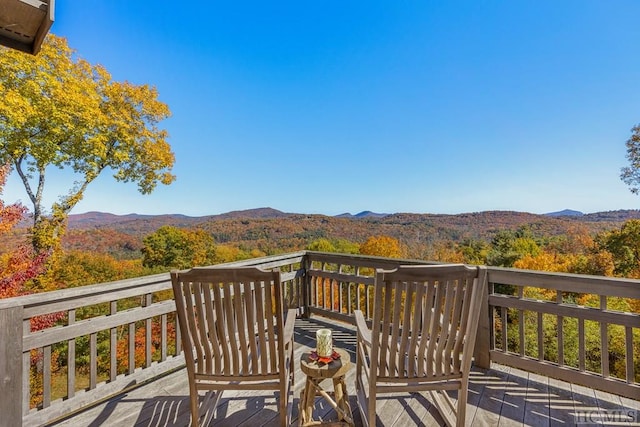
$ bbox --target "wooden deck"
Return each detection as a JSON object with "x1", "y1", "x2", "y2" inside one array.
[{"x1": 49, "y1": 317, "x2": 640, "y2": 427}]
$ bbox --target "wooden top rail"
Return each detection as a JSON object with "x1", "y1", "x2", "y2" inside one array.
[
  {"x1": 209, "y1": 251, "x2": 306, "y2": 270},
  {"x1": 487, "y1": 267, "x2": 640, "y2": 299},
  {"x1": 0, "y1": 273, "x2": 171, "y2": 317},
  {"x1": 488, "y1": 294, "x2": 639, "y2": 326},
  {"x1": 305, "y1": 251, "x2": 434, "y2": 269},
  {"x1": 23, "y1": 301, "x2": 177, "y2": 351}
]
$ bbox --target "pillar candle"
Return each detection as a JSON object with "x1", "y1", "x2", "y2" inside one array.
[{"x1": 316, "y1": 328, "x2": 332, "y2": 357}]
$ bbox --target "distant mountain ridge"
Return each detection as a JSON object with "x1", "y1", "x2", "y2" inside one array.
[
  {"x1": 335, "y1": 211, "x2": 389, "y2": 219},
  {"x1": 69, "y1": 211, "x2": 194, "y2": 226},
  {"x1": 67, "y1": 208, "x2": 390, "y2": 228},
  {"x1": 66, "y1": 208, "x2": 640, "y2": 228},
  {"x1": 66, "y1": 208, "x2": 291, "y2": 231},
  {"x1": 10, "y1": 207, "x2": 635, "y2": 258},
  {"x1": 581, "y1": 209, "x2": 640, "y2": 222},
  {"x1": 544, "y1": 209, "x2": 584, "y2": 217},
  {"x1": 62, "y1": 207, "x2": 640, "y2": 239},
  {"x1": 212, "y1": 207, "x2": 292, "y2": 220}
]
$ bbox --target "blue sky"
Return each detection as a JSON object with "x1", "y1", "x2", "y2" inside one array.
[{"x1": 5, "y1": 1, "x2": 640, "y2": 216}]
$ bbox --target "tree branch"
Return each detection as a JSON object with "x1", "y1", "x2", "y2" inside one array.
[{"x1": 12, "y1": 155, "x2": 42, "y2": 226}]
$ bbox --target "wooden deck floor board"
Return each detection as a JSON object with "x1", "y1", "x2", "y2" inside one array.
[
  {"x1": 497, "y1": 366, "x2": 527, "y2": 426},
  {"x1": 523, "y1": 371, "x2": 550, "y2": 426},
  {"x1": 547, "y1": 376, "x2": 578, "y2": 425},
  {"x1": 48, "y1": 317, "x2": 639, "y2": 427}
]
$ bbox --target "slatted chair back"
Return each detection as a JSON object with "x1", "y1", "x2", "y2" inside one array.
[
  {"x1": 172, "y1": 267, "x2": 295, "y2": 426},
  {"x1": 173, "y1": 267, "x2": 285, "y2": 379},
  {"x1": 371, "y1": 264, "x2": 484, "y2": 382}
]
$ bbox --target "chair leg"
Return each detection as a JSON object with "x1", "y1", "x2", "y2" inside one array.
[
  {"x1": 367, "y1": 390, "x2": 376, "y2": 427},
  {"x1": 356, "y1": 341, "x2": 376, "y2": 427},
  {"x1": 457, "y1": 383, "x2": 468, "y2": 427},
  {"x1": 356, "y1": 345, "x2": 361, "y2": 392},
  {"x1": 366, "y1": 368, "x2": 377, "y2": 427},
  {"x1": 190, "y1": 387, "x2": 199, "y2": 426},
  {"x1": 279, "y1": 397, "x2": 287, "y2": 427},
  {"x1": 290, "y1": 346, "x2": 295, "y2": 387},
  {"x1": 280, "y1": 375, "x2": 290, "y2": 426}
]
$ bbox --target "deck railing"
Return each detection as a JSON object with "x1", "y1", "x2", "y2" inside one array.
[
  {"x1": 0, "y1": 251, "x2": 638, "y2": 426},
  {"x1": 486, "y1": 268, "x2": 639, "y2": 398}
]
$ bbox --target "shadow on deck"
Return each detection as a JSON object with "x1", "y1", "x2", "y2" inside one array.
[{"x1": 50, "y1": 317, "x2": 640, "y2": 427}]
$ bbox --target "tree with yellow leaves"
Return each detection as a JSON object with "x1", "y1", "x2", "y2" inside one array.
[
  {"x1": 0, "y1": 35, "x2": 175, "y2": 255},
  {"x1": 142, "y1": 226, "x2": 216, "y2": 270},
  {"x1": 359, "y1": 235, "x2": 405, "y2": 258}
]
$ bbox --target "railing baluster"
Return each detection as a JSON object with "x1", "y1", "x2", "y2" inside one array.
[
  {"x1": 145, "y1": 294, "x2": 152, "y2": 368},
  {"x1": 578, "y1": 317, "x2": 585, "y2": 371},
  {"x1": 366, "y1": 282, "x2": 372, "y2": 320},
  {"x1": 110, "y1": 302, "x2": 117, "y2": 382},
  {"x1": 355, "y1": 266, "x2": 361, "y2": 313},
  {"x1": 315, "y1": 274, "x2": 320, "y2": 309},
  {"x1": 537, "y1": 312, "x2": 543, "y2": 361},
  {"x1": 43, "y1": 346, "x2": 51, "y2": 408},
  {"x1": 321, "y1": 262, "x2": 326, "y2": 310},
  {"x1": 302, "y1": 257, "x2": 310, "y2": 318},
  {"x1": 557, "y1": 291, "x2": 564, "y2": 366},
  {"x1": 501, "y1": 307, "x2": 508, "y2": 353},
  {"x1": 489, "y1": 282, "x2": 496, "y2": 352},
  {"x1": 161, "y1": 313, "x2": 168, "y2": 362},
  {"x1": 330, "y1": 277, "x2": 335, "y2": 312},
  {"x1": 337, "y1": 264, "x2": 342, "y2": 313},
  {"x1": 68, "y1": 309, "x2": 76, "y2": 398},
  {"x1": 625, "y1": 326, "x2": 634, "y2": 383},
  {"x1": 90, "y1": 333, "x2": 97, "y2": 389},
  {"x1": 600, "y1": 295, "x2": 609, "y2": 378},
  {"x1": 128, "y1": 322, "x2": 135, "y2": 375},
  {"x1": 339, "y1": 280, "x2": 343, "y2": 313},
  {"x1": 175, "y1": 315, "x2": 182, "y2": 355},
  {"x1": 518, "y1": 287, "x2": 524, "y2": 356}
]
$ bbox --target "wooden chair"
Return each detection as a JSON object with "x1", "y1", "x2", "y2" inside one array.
[
  {"x1": 354, "y1": 264, "x2": 487, "y2": 427},
  {"x1": 171, "y1": 267, "x2": 296, "y2": 426}
]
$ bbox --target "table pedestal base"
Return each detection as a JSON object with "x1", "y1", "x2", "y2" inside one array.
[{"x1": 299, "y1": 375, "x2": 354, "y2": 426}]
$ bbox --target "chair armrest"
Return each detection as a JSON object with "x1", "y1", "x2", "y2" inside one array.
[
  {"x1": 354, "y1": 310, "x2": 371, "y2": 347},
  {"x1": 282, "y1": 308, "x2": 296, "y2": 346}
]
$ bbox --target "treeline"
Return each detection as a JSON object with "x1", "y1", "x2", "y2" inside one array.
[
  {"x1": 37, "y1": 209, "x2": 640, "y2": 260},
  {"x1": 37, "y1": 219, "x2": 640, "y2": 288},
  {"x1": 5, "y1": 218, "x2": 640, "y2": 298}
]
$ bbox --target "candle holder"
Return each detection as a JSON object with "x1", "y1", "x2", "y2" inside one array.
[{"x1": 316, "y1": 328, "x2": 333, "y2": 357}]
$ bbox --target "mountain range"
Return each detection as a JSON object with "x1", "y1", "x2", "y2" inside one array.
[
  {"x1": 7, "y1": 208, "x2": 639, "y2": 258},
  {"x1": 65, "y1": 207, "x2": 640, "y2": 230}
]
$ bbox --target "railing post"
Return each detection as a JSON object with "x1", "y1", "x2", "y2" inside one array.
[
  {"x1": 0, "y1": 304, "x2": 24, "y2": 427},
  {"x1": 474, "y1": 275, "x2": 491, "y2": 369}
]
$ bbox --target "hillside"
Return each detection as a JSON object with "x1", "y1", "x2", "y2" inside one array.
[
  {"x1": 65, "y1": 207, "x2": 292, "y2": 235},
  {"x1": 46, "y1": 208, "x2": 640, "y2": 258}
]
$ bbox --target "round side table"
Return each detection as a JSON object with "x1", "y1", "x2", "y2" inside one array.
[{"x1": 299, "y1": 347, "x2": 354, "y2": 427}]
